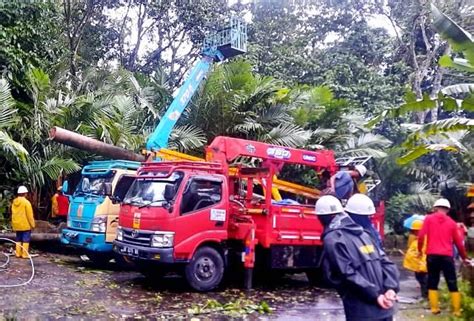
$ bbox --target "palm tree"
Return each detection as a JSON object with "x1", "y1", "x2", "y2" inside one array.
[
  {"x1": 188, "y1": 60, "x2": 312, "y2": 147},
  {"x1": 0, "y1": 79, "x2": 28, "y2": 160}
]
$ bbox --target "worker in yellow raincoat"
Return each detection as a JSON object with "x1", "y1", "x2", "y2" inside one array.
[
  {"x1": 403, "y1": 219, "x2": 427, "y2": 298},
  {"x1": 11, "y1": 186, "x2": 35, "y2": 258}
]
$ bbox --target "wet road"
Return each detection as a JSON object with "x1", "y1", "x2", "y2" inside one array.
[{"x1": 0, "y1": 242, "x2": 425, "y2": 320}]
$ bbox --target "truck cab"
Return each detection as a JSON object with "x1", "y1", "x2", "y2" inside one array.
[
  {"x1": 61, "y1": 160, "x2": 139, "y2": 263},
  {"x1": 115, "y1": 163, "x2": 229, "y2": 264}
]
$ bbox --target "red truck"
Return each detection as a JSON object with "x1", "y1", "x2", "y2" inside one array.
[{"x1": 113, "y1": 136, "x2": 384, "y2": 291}]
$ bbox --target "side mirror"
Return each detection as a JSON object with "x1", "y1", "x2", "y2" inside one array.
[
  {"x1": 62, "y1": 181, "x2": 69, "y2": 194},
  {"x1": 164, "y1": 184, "x2": 175, "y2": 202},
  {"x1": 104, "y1": 182, "x2": 113, "y2": 196}
]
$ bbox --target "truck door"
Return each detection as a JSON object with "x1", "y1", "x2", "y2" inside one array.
[
  {"x1": 173, "y1": 176, "x2": 228, "y2": 258},
  {"x1": 106, "y1": 175, "x2": 135, "y2": 242}
]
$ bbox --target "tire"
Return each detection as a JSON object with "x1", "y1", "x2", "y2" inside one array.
[{"x1": 185, "y1": 246, "x2": 224, "y2": 292}]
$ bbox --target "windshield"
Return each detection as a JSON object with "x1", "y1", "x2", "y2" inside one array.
[
  {"x1": 123, "y1": 172, "x2": 183, "y2": 207},
  {"x1": 75, "y1": 176, "x2": 112, "y2": 196}
]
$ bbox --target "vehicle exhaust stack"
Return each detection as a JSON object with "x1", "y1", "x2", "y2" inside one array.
[{"x1": 49, "y1": 126, "x2": 145, "y2": 162}]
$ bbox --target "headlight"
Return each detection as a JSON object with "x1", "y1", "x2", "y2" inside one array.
[
  {"x1": 151, "y1": 232, "x2": 174, "y2": 248},
  {"x1": 67, "y1": 219, "x2": 72, "y2": 228},
  {"x1": 91, "y1": 215, "x2": 107, "y2": 233},
  {"x1": 116, "y1": 227, "x2": 123, "y2": 241}
]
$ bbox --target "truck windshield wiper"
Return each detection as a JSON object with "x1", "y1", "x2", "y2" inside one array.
[
  {"x1": 138, "y1": 199, "x2": 167, "y2": 208},
  {"x1": 75, "y1": 191, "x2": 97, "y2": 198}
]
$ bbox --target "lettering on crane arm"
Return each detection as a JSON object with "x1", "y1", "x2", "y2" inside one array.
[
  {"x1": 246, "y1": 144, "x2": 256, "y2": 154},
  {"x1": 267, "y1": 147, "x2": 291, "y2": 160},
  {"x1": 210, "y1": 209, "x2": 226, "y2": 221},
  {"x1": 179, "y1": 84, "x2": 195, "y2": 105},
  {"x1": 195, "y1": 70, "x2": 205, "y2": 82},
  {"x1": 302, "y1": 154, "x2": 317, "y2": 162},
  {"x1": 168, "y1": 111, "x2": 181, "y2": 121}
]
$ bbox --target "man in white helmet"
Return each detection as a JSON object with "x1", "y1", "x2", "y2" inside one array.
[
  {"x1": 418, "y1": 198, "x2": 470, "y2": 316},
  {"x1": 11, "y1": 185, "x2": 35, "y2": 258},
  {"x1": 327, "y1": 164, "x2": 367, "y2": 200},
  {"x1": 345, "y1": 193, "x2": 382, "y2": 250},
  {"x1": 315, "y1": 195, "x2": 399, "y2": 321}
]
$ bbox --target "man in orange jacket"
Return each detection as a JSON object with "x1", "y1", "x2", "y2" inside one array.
[
  {"x1": 11, "y1": 185, "x2": 35, "y2": 259},
  {"x1": 51, "y1": 186, "x2": 69, "y2": 223},
  {"x1": 418, "y1": 198, "x2": 470, "y2": 316}
]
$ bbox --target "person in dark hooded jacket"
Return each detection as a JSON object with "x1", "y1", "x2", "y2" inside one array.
[
  {"x1": 315, "y1": 195, "x2": 400, "y2": 321},
  {"x1": 345, "y1": 193, "x2": 383, "y2": 250}
]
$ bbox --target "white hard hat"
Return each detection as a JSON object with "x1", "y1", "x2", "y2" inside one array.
[
  {"x1": 345, "y1": 193, "x2": 376, "y2": 215},
  {"x1": 433, "y1": 198, "x2": 451, "y2": 209},
  {"x1": 355, "y1": 164, "x2": 367, "y2": 177},
  {"x1": 17, "y1": 186, "x2": 28, "y2": 194},
  {"x1": 315, "y1": 195, "x2": 344, "y2": 215}
]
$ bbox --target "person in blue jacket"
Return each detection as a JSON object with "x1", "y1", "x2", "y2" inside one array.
[
  {"x1": 328, "y1": 164, "x2": 367, "y2": 200},
  {"x1": 315, "y1": 195, "x2": 400, "y2": 321}
]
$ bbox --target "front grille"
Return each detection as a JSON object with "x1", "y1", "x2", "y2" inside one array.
[
  {"x1": 71, "y1": 220, "x2": 91, "y2": 231},
  {"x1": 122, "y1": 228, "x2": 152, "y2": 247}
]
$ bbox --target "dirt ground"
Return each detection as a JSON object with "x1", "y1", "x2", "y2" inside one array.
[{"x1": 0, "y1": 241, "x2": 436, "y2": 320}]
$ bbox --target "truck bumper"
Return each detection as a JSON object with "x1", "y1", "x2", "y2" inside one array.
[
  {"x1": 113, "y1": 240, "x2": 175, "y2": 263},
  {"x1": 61, "y1": 228, "x2": 112, "y2": 252}
]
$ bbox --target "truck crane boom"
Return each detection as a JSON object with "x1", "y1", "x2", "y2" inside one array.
[{"x1": 146, "y1": 17, "x2": 247, "y2": 152}]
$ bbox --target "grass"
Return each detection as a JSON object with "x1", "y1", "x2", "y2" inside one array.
[{"x1": 399, "y1": 279, "x2": 474, "y2": 321}]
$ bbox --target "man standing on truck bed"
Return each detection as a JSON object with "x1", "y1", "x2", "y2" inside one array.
[
  {"x1": 327, "y1": 164, "x2": 367, "y2": 200},
  {"x1": 418, "y1": 198, "x2": 470, "y2": 317},
  {"x1": 315, "y1": 195, "x2": 399, "y2": 321}
]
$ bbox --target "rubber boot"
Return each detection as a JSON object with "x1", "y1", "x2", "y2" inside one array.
[
  {"x1": 428, "y1": 290, "x2": 441, "y2": 314},
  {"x1": 15, "y1": 242, "x2": 22, "y2": 258},
  {"x1": 451, "y1": 292, "x2": 462, "y2": 317},
  {"x1": 21, "y1": 243, "x2": 30, "y2": 259}
]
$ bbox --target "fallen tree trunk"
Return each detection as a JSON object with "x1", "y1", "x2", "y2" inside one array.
[
  {"x1": 49, "y1": 126, "x2": 146, "y2": 162},
  {"x1": 0, "y1": 233, "x2": 60, "y2": 242}
]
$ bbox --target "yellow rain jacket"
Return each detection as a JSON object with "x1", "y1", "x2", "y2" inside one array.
[
  {"x1": 11, "y1": 196, "x2": 35, "y2": 231},
  {"x1": 403, "y1": 237, "x2": 427, "y2": 273}
]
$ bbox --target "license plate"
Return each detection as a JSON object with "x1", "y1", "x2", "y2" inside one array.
[
  {"x1": 65, "y1": 232, "x2": 78, "y2": 238},
  {"x1": 120, "y1": 246, "x2": 139, "y2": 256}
]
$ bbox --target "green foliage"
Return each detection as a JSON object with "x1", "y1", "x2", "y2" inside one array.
[
  {"x1": 189, "y1": 60, "x2": 310, "y2": 147},
  {"x1": 438, "y1": 279, "x2": 474, "y2": 321},
  {"x1": 385, "y1": 185, "x2": 437, "y2": 231},
  {"x1": 0, "y1": 2, "x2": 65, "y2": 92},
  {"x1": 187, "y1": 298, "x2": 272, "y2": 316}
]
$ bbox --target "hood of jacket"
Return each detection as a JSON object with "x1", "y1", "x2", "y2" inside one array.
[
  {"x1": 322, "y1": 213, "x2": 364, "y2": 239},
  {"x1": 12, "y1": 197, "x2": 26, "y2": 208}
]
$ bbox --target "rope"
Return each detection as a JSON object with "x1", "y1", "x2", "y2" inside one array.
[{"x1": 0, "y1": 237, "x2": 35, "y2": 287}]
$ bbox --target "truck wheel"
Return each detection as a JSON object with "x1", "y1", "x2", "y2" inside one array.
[{"x1": 185, "y1": 246, "x2": 224, "y2": 292}]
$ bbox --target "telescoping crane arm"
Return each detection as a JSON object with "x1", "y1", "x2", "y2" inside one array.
[
  {"x1": 145, "y1": 17, "x2": 247, "y2": 153},
  {"x1": 206, "y1": 136, "x2": 337, "y2": 172},
  {"x1": 145, "y1": 56, "x2": 215, "y2": 151}
]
